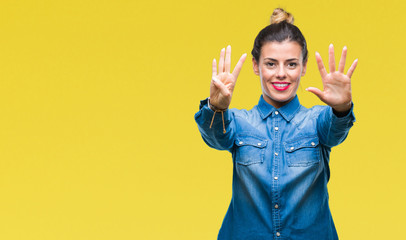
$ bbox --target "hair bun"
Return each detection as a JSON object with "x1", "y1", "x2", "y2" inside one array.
[{"x1": 270, "y1": 8, "x2": 294, "y2": 24}]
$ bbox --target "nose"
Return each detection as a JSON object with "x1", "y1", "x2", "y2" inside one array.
[{"x1": 276, "y1": 65, "x2": 286, "y2": 79}]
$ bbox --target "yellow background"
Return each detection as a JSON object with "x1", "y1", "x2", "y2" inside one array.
[{"x1": 0, "y1": 0, "x2": 404, "y2": 239}]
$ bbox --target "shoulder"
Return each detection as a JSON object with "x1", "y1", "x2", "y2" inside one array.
[
  {"x1": 294, "y1": 105, "x2": 328, "y2": 119},
  {"x1": 290, "y1": 104, "x2": 330, "y2": 127},
  {"x1": 229, "y1": 105, "x2": 269, "y2": 141},
  {"x1": 230, "y1": 105, "x2": 262, "y2": 121}
]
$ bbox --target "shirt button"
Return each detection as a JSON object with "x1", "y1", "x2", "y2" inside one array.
[
  {"x1": 311, "y1": 142, "x2": 315, "y2": 146},
  {"x1": 274, "y1": 176, "x2": 278, "y2": 180},
  {"x1": 275, "y1": 204, "x2": 279, "y2": 209},
  {"x1": 290, "y1": 147, "x2": 294, "y2": 150},
  {"x1": 276, "y1": 232, "x2": 281, "y2": 237},
  {"x1": 274, "y1": 152, "x2": 278, "y2": 156},
  {"x1": 275, "y1": 111, "x2": 279, "y2": 115},
  {"x1": 274, "y1": 127, "x2": 279, "y2": 131},
  {"x1": 257, "y1": 143, "x2": 262, "y2": 146},
  {"x1": 239, "y1": 141, "x2": 243, "y2": 145}
]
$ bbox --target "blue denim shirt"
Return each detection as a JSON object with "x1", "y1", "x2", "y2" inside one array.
[{"x1": 194, "y1": 95, "x2": 355, "y2": 240}]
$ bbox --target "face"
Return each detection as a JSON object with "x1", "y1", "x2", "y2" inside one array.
[{"x1": 253, "y1": 41, "x2": 307, "y2": 108}]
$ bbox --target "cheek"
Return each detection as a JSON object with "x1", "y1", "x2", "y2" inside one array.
[
  {"x1": 260, "y1": 75, "x2": 271, "y2": 93},
  {"x1": 290, "y1": 70, "x2": 302, "y2": 82},
  {"x1": 260, "y1": 68, "x2": 274, "y2": 80}
]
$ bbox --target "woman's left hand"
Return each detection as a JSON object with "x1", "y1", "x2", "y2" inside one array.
[{"x1": 306, "y1": 44, "x2": 358, "y2": 113}]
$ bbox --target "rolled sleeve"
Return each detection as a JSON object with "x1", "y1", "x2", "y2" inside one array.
[
  {"x1": 194, "y1": 98, "x2": 235, "y2": 151},
  {"x1": 317, "y1": 103, "x2": 356, "y2": 148}
]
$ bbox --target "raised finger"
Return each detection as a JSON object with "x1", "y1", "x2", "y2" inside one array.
[
  {"x1": 232, "y1": 53, "x2": 247, "y2": 80},
  {"x1": 225, "y1": 45, "x2": 231, "y2": 73},
  {"x1": 338, "y1": 46, "x2": 347, "y2": 73},
  {"x1": 212, "y1": 77, "x2": 231, "y2": 97},
  {"x1": 212, "y1": 58, "x2": 217, "y2": 78},
  {"x1": 329, "y1": 44, "x2": 336, "y2": 73},
  {"x1": 346, "y1": 59, "x2": 358, "y2": 78},
  {"x1": 218, "y1": 48, "x2": 225, "y2": 73},
  {"x1": 315, "y1": 52, "x2": 328, "y2": 79}
]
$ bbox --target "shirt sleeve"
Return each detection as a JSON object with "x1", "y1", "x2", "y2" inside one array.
[
  {"x1": 316, "y1": 103, "x2": 356, "y2": 148},
  {"x1": 194, "y1": 98, "x2": 236, "y2": 151}
]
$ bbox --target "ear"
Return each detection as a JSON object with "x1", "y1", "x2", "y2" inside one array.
[
  {"x1": 301, "y1": 60, "x2": 308, "y2": 77},
  {"x1": 252, "y1": 57, "x2": 259, "y2": 75}
]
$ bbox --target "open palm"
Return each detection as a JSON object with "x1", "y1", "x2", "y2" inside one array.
[
  {"x1": 210, "y1": 46, "x2": 247, "y2": 110},
  {"x1": 307, "y1": 44, "x2": 358, "y2": 113}
]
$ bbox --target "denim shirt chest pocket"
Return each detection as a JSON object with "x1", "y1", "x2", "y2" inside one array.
[
  {"x1": 234, "y1": 135, "x2": 267, "y2": 166},
  {"x1": 284, "y1": 136, "x2": 320, "y2": 167}
]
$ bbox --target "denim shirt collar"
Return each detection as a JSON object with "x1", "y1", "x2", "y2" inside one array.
[{"x1": 257, "y1": 95, "x2": 301, "y2": 122}]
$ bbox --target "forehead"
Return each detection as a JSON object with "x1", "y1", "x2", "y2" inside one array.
[{"x1": 261, "y1": 41, "x2": 302, "y2": 60}]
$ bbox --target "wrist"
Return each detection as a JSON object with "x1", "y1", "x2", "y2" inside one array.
[
  {"x1": 208, "y1": 98, "x2": 228, "y2": 112},
  {"x1": 332, "y1": 102, "x2": 352, "y2": 113},
  {"x1": 332, "y1": 102, "x2": 352, "y2": 117}
]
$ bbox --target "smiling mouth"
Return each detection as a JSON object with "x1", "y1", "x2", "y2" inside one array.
[{"x1": 272, "y1": 83, "x2": 290, "y2": 91}]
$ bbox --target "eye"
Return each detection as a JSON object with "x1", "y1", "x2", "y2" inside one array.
[
  {"x1": 287, "y1": 62, "x2": 298, "y2": 68},
  {"x1": 266, "y1": 62, "x2": 275, "y2": 67}
]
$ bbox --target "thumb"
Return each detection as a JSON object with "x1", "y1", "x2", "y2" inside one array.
[{"x1": 306, "y1": 87, "x2": 324, "y2": 101}]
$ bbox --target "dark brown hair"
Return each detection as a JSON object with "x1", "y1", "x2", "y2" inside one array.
[{"x1": 251, "y1": 8, "x2": 308, "y2": 63}]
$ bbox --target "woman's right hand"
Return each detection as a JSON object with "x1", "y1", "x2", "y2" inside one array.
[{"x1": 210, "y1": 45, "x2": 247, "y2": 110}]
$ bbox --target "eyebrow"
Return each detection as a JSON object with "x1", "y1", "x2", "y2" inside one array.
[{"x1": 264, "y1": 58, "x2": 299, "y2": 61}]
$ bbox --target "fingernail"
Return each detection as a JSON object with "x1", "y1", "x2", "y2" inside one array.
[
  {"x1": 330, "y1": 43, "x2": 333, "y2": 47},
  {"x1": 212, "y1": 77, "x2": 218, "y2": 82}
]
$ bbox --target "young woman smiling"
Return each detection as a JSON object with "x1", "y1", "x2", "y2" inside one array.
[{"x1": 195, "y1": 8, "x2": 357, "y2": 240}]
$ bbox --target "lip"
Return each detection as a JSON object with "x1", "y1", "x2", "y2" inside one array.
[{"x1": 271, "y1": 82, "x2": 290, "y2": 91}]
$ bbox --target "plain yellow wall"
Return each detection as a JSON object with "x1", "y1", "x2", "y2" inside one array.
[{"x1": 0, "y1": 0, "x2": 405, "y2": 239}]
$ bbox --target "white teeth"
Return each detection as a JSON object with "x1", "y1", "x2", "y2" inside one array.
[{"x1": 274, "y1": 83, "x2": 288, "y2": 87}]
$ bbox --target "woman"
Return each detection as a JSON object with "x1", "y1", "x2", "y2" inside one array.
[{"x1": 195, "y1": 8, "x2": 357, "y2": 240}]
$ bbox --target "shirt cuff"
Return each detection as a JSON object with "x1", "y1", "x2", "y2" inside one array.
[
  {"x1": 195, "y1": 98, "x2": 232, "y2": 128},
  {"x1": 331, "y1": 102, "x2": 356, "y2": 124}
]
